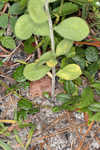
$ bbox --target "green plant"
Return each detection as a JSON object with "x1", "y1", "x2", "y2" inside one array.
[
  {"x1": 0, "y1": 140, "x2": 12, "y2": 150},
  {"x1": 17, "y1": 98, "x2": 39, "y2": 120},
  {"x1": 14, "y1": 0, "x2": 90, "y2": 99}
]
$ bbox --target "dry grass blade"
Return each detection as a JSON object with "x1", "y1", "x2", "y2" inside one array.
[{"x1": 0, "y1": 120, "x2": 16, "y2": 124}]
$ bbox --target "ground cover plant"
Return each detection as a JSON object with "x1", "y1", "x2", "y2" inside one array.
[{"x1": 0, "y1": 0, "x2": 100, "y2": 149}]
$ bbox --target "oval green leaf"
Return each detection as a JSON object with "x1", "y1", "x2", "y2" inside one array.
[
  {"x1": 23, "y1": 63, "x2": 50, "y2": 81},
  {"x1": 37, "y1": 51, "x2": 56, "y2": 65},
  {"x1": 52, "y1": 2, "x2": 79, "y2": 17},
  {"x1": 56, "y1": 39, "x2": 73, "y2": 57},
  {"x1": 90, "y1": 112, "x2": 100, "y2": 121},
  {"x1": 56, "y1": 64, "x2": 82, "y2": 80},
  {"x1": 32, "y1": 21, "x2": 50, "y2": 36},
  {"x1": 54, "y1": 17, "x2": 89, "y2": 41},
  {"x1": 1, "y1": 36, "x2": 16, "y2": 49},
  {"x1": 15, "y1": 15, "x2": 33, "y2": 40},
  {"x1": 28, "y1": 0, "x2": 48, "y2": 24},
  {"x1": 0, "y1": 140, "x2": 12, "y2": 150}
]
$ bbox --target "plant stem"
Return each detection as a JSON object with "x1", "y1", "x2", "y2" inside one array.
[{"x1": 45, "y1": 0, "x2": 56, "y2": 100}]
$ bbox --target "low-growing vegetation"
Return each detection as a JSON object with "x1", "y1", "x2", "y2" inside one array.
[{"x1": 0, "y1": 0, "x2": 100, "y2": 149}]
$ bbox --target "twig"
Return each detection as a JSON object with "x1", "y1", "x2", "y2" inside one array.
[
  {"x1": 0, "y1": 71, "x2": 15, "y2": 81},
  {"x1": 45, "y1": 0, "x2": 56, "y2": 100},
  {"x1": 0, "y1": 92, "x2": 12, "y2": 101},
  {"x1": 76, "y1": 121, "x2": 94, "y2": 150},
  {"x1": 0, "y1": 54, "x2": 9, "y2": 57},
  {"x1": 32, "y1": 127, "x2": 71, "y2": 143},
  {"x1": 75, "y1": 41, "x2": 100, "y2": 47},
  {"x1": 6, "y1": 41, "x2": 22, "y2": 61},
  {"x1": 0, "y1": 3, "x2": 8, "y2": 15},
  {"x1": 0, "y1": 45, "x2": 10, "y2": 54}
]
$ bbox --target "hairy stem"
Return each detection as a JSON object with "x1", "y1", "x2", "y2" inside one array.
[{"x1": 45, "y1": 0, "x2": 56, "y2": 100}]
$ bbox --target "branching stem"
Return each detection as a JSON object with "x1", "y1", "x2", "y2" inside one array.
[{"x1": 45, "y1": 0, "x2": 56, "y2": 100}]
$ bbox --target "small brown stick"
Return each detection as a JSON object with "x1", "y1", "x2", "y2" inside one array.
[
  {"x1": 46, "y1": 112, "x2": 67, "y2": 130},
  {"x1": 0, "y1": 91, "x2": 12, "y2": 101},
  {"x1": 82, "y1": 141, "x2": 90, "y2": 150},
  {"x1": 0, "y1": 42, "x2": 22, "y2": 60},
  {"x1": 8, "y1": 53, "x2": 34, "y2": 67},
  {"x1": 76, "y1": 121, "x2": 94, "y2": 150},
  {"x1": 0, "y1": 3, "x2": 8, "y2": 15},
  {"x1": 0, "y1": 54, "x2": 9, "y2": 57},
  {"x1": 0, "y1": 45, "x2": 10, "y2": 54},
  {"x1": 6, "y1": 41, "x2": 22, "y2": 61},
  {"x1": 25, "y1": 53, "x2": 34, "y2": 62},
  {"x1": 0, "y1": 71, "x2": 15, "y2": 81},
  {"x1": 32, "y1": 127, "x2": 71, "y2": 143},
  {"x1": 45, "y1": 139, "x2": 51, "y2": 150},
  {"x1": 75, "y1": 41, "x2": 100, "y2": 47}
]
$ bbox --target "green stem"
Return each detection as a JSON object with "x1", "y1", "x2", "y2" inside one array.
[{"x1": 45, "y1": 0, "x2": 56, "y2": 100}]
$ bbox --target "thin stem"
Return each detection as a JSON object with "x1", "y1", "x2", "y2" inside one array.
[{"x1": 45, "y1": 0, "x2": 56, "y2": 100}]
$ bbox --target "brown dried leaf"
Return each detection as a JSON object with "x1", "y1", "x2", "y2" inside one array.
[{"x1": 30, "y1": 76, "x2": 52, "y2": 98}]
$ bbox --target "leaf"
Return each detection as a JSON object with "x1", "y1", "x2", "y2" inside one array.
[
  {"x1": 23, "y1": 63, "x2": 50, "y2": 81},
  {"x1": 87, "y1": 62, "x2": 99, "y2": 76},
  {"x1": 14, "y1": 130, "x2": 24, "y2": 148},
  {"x1": 54, "y1": 17, "x2": 89, "y2": 41},
  {"x1": 72, "y1": 55, "x2": 86, "y2": 69},
  {"x1": 90, "y1": 112, "x2": 100, "y2": 121},
  {"x1": 56, "y1": 64, "x2": 82, "y2": 80},
  {"x1": 46, "y1": 59, "x2": 57, "y2": 67},
  {"x1": 52, "y1": 2, "x2": 79, "y2": 17},
  {"x1": 43, "y1": 92, "x2": 51, "y2": 99},
  {"x1": 56, "y1": 39, "x2": 73, "y2": 57},
  {"x1": 28, "y1": 0, "x2": 48, "y2": 24},
  {"x1": 15, "y1": 15, "x2": 33, "y2": 40},
  {"x1": 37, "y1": 51, "x2": 56, "y2": 66},
  {"x1": 25, "y1": 126, "x2": 35, "y2": 149},
  {"x1": 32, "y1": 21, "x2": 50, "y2": 36},
  {"x1": 18, "y1": 98, "x2": 33, "y2": 110},
  {"x1": 0, "y1": 13, "x2": 8, "y2": 29},
  {"x1": 0, "y1": 29, "x2": 5, "y2": 36},
  {"x1": 1, "y1": 36, "x2": 16, "y2": 49},
  {"x1": 0, "y1": 140, "x2": 12, "y2": 150},
  {"x1": 88, "y1": 102, "x2": 100, "y2": 112},
  {"x1": 52, "y1": 106, "x2": 61, "y2": 112},
  {"x1": 24, "y1": 37, "x2": 36, "y2": 54},
  {"x1": 67, "y1": 46, "x2": 76, "y2": 58},
  {"x1": 56, "y1": 93, "x2": 70, "y2": 102},
  {"x1": 9, "y1": 2, "x2": 24, "y2": 15},
  {"x1": 85, "y1": 46, "x2": 98, "y2": 62},
  {"x1": 17, "y1": 109, "x2": 27, "y2": 120},
  {"x1": 9, "y1": 16, "x2": 17, "y2": 32},
  {"x1": 79, "y1": 87, "x2": 94, "y2": 108},
  {"x1": 13, "y1": 65, "x2": 26, "y2": 82},
  {"x1": 91, "y1": 82, "x2": 100, "y2": 90},
  {"x1": 30, "y1": 76, "x2": 51, "y2": 97},
  {"x1": 64, "y1": 80, "x2": 77, "y2": 96},
  {"x1": 15, "y1": 15, "x2": 50, "y2": 40}
]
